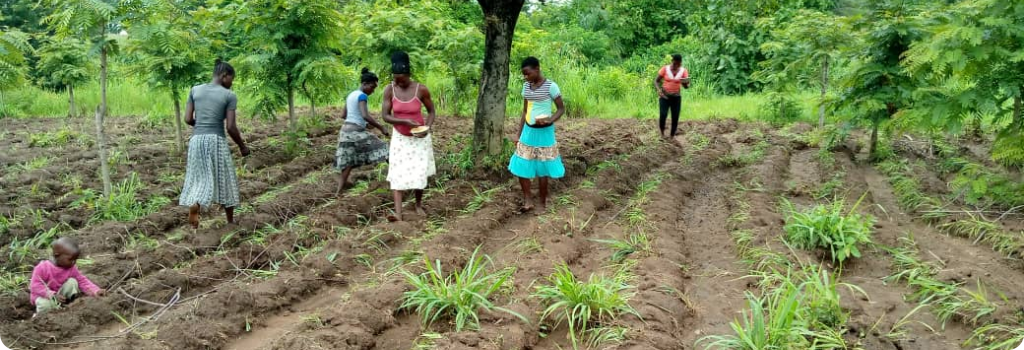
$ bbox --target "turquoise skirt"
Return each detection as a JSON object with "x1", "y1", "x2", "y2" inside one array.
[{"x1": 509, "y1": 125, "x2": 565, "y2": 179}]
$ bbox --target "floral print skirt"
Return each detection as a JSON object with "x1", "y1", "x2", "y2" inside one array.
[{"x1": 386, "y1": 131, "x2": 436, "y2": 190}]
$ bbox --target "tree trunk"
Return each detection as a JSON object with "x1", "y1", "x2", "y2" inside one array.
[
  {"x1": 95, "y1": 106, "x2": 112, "y2": 196},
  {"x1": 172, "y1": 90, "x2": 184, "y2": 154},
  {"x1": 818, "y1": 56, "x2": 829, "y2": 128},
  {"x1": 472, "y1": 0, "x2": 525, "y2": 160},
  {"x1": 869, "y1": 121, "x2": 879, "y2": 160},
  {"x1": 97, "y1": 45, "x2": 112, "y2": 196},
  {"x1": 0, "y1": 89, "x2": 6, "y2": 118},
  {"x1": 68, "y1": 85, "x2": 76, "y2": 118},
  {"x1": 287, "y1": 86, "x2": 296, "y2": 131}
]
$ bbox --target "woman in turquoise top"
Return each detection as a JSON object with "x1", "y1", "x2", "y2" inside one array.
[{"x1": 509, "y1": 57, "x2": 565, "y2": 213}]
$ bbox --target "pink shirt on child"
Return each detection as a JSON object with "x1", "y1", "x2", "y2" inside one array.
[{"x1": 29, "y1": 260, "x2": 101, "y2": 305}]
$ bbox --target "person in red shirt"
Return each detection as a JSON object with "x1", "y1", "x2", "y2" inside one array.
[{"x1": 654, "y1": 54, "x2": 690, "y2": 139}]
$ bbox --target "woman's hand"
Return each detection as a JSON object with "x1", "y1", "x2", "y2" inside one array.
[
  {"x1": 379, "y1": 126, "x2": 391, "y2": 137},
  {"x1": 239, "y1": 144, "x2": 251, "y2": 157},
  {"x1": 657, "y1": 89, "x2": 666, "y2": 99},
  {"x1": 404, "y1": 119, "x2": 422, "y2": 127},
  {"x1": 534, "y1": 119, "x2": 553, "y2": 127}
]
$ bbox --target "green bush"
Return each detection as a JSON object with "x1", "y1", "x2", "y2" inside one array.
[{"x1": 782, "y1": 196, "x2": 874, "y2": 263}]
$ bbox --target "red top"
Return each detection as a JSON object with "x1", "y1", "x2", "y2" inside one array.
[
  {"x1": 391, "y1": 83, "x2": 424, "y2": 136},
  {"x1": 659, "y1": 65, "x2": 690, "y2": 95}
]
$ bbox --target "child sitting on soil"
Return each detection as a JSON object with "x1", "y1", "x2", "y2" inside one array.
[{"x1": 29, "y1": 237, "x2": 104, "y2": 316}]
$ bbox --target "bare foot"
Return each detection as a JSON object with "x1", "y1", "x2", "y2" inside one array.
[
  {"x1": 188, "y1": 204, "x2": 200, "y2": 229},
  {"x1": 536, "y1": 203, "x2": 547, "y2": 215},
  {"x1": 415, "y1": 205, "x2": 427, "y2": 216},
  {"x1": 387, "y1": 214, "x2": 401, "y2": 222}
]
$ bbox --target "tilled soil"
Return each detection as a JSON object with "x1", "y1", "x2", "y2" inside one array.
[{"x1": 2, "y1": 117, "x2": 1022, "y2": 350}]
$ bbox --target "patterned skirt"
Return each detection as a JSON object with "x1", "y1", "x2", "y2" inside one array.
[
  {"x1": 509, "y1": 125, "x2": 565, "y2": 179},
  {"x1": 179, "y1": 134, "x2": 240, "y2": 208},
  {"x1": 335, "y1": 125, "x2": 388, "y2": 169},
  {"x1": 386, "y1": 131, "x2": 436, "y2": 190}
]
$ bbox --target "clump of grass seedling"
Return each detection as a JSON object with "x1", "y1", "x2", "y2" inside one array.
[
  {"x1": 592, "y1": 231, "x2": 651, "y2": 263},
  {"x1": 885, "y1": 234, "x2": 1002, "y2": 328},
  {"x1": 700, "y1": 288, "x2": 805, "y2": 349},
  {"x1": 16, "y1": 156, "x2": 52, "y2": 171},
  {"x1": 70, "y1": 173, "x2": 170, "y2": 223},
  {"x1": 399, "y1": 247, "x2": 522, "y2": 331},
  {"x1": 561, "y1": 208, "x2": 595, "y2": 237},
  {"x1": 413, "y1": 332, "x2": 444, "y2": 350},
  {"x1": 938, "y1": 214, "x2": 1024, "y2": 257},
  {"x1": 459, "y1": 186, "x2": 502, "y2": 215},
  {"x1": 965, "y1": 324, "x2": 1024, "y2": 350},
  {"x1": 516, "y1": 237, "x2": 544, "y2": 255},
  {"x1": 813, "y1": 174, "x2": 844, "y2": 200},
  {"x1": 28, "y1": 128, "x2": 88, "y2": 147},
  {"x1": 8, "y1": 224, "x2": 67, "y2": 264},
  {"x1": 533, "y1": 263, "x2": 638, "y2": 349},
  {"x1": 782, "y1": 195, "x2": 874, "y2": 263},
  {"x1": 0, "y1": 271, "x2": 28, "y2": 296}
]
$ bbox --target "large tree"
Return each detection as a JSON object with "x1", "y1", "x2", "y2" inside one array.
[
  {"x1": 833, "y1": 0, "x2": 926, "y2": 158},
  {"x1": 125, "y1": 0, "x2": 211, "y2": 153},
  {"x1": 214, "y1": 0, "x2": 345, "y2": 130},
  {"x1": 472, "y1": 0, "x2": 525, "y2": 159},
  {"x1": 902, "y1": 0, "x2": 1024, "y2": 167},
  {"x1": 43, "y1": 0, "x2": 140, "y2": 195},
  {"x1": 35, "y1": 38, "x2": 92, "y2": 118},
  {"x1": 755, "y1": 9, "x2": 854, "y2": 127}
]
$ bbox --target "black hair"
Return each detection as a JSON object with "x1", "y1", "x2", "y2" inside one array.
[
  {"x1": 391, "y1": 51, "x2": 411, "y2": 75},
  {"x1": 360, "y1": 67, "x2": 379, "y2": 84},
  {"x1": 671, "y1": 54, "x2": 682, "y2": 62},
  {"x1": 213, "y1": 58, "x2": 235, "y2": 77},
  {"x1": 53, "y1": 237, "x2": 81, "y2": 255},
  {"x1": 521, "y1": 56, "x2": 540, "y2": 69}
]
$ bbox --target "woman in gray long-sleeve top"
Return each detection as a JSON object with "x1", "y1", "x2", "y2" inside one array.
[{"x1": 180, "y1": 59, "x2": 250, "y2": 230}]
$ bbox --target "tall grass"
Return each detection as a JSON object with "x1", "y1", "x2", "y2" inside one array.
[{"x1": 6, "y1": 67, "x2": 819, "y2": 123}]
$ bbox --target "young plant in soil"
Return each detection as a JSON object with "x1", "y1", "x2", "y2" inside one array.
[
  {"x1": 399, "y1": 246, "x2": 522, "y2": 331},
  {"x1": 885, "y1": 234, "x2": 1001, "y2": 328},
  {"x1": 592, "y1": 230, "x2": 651, "y2": 263},
  {"x1": 781, "y1": 195, "x2": 874, "y2": 263},
  {"x1": 533, "y1": 263, "x2": 639, "y2": 349},
  {"x1": 70, "y1": 172, "x2": 170, "y2": 223}
]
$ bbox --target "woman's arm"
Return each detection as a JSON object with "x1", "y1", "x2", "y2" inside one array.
[
  {"x1": 516, "y1": 99, "x2": 527, "y2": 141},
  {"x1": 420, "y1": 85, "x2": 436, "y2": 128},
  {"x1": 549, "y1": 96, "x2": 566, "y2": 124},
  {"x1": 654, "y1": 75, "x2": 666, "y2": 98},
  {"x1": 225, "y1": 110, "x2": 250, "y2": 156},
  {"x1": 185, "y1": 90, "x2": 196, "y2": 126},
  {"x1": 360, "y1": 100, "x2": 389, "y2": 136}
]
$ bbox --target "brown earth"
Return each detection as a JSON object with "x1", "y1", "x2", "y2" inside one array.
[{"x1": 1, "y1": 116, "x2": 1021, "y2": 350}]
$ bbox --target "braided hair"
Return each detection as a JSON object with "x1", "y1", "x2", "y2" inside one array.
[
  {"x1": 213, "y1": 58, "x2": 235, "y2": 78},
  {"x1": 360, "y1": 67, "x2": 379, "y2": 84}
]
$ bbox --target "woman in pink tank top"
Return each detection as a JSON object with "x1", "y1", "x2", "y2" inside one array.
[{"x1": 381, "y1": 51, "x2": 437, "y2": 221}]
